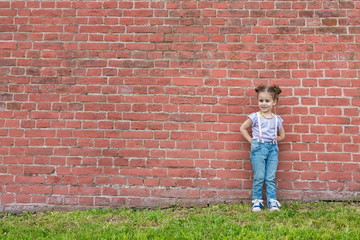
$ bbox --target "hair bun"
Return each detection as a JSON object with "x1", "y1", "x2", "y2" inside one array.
[
  {"x1": 272, "y1": 85, "x2": 282, "y2": 95},
  {"x1": 255, "y1": 84, "x2": 266, "y2": 93}
]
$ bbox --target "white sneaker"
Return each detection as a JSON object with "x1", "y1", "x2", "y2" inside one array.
[
  {"x1": 268, "y1": 199, "x2": 281, "y2": 211},
  {"x1": 252, "y1": 199, "x2": 264, "y2": 212}
]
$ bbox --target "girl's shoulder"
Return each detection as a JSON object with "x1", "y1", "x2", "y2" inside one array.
[
  {"x1": 275, "y1": 114, "x2": 283, "y2": 122},
  {"x1": 247, "y1": 112, "x2": 259, "y2": 124},
  {"x1": 248, "y1": 112, "x2": 258, "y2": 118}
]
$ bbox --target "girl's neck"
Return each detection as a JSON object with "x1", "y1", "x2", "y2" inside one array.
[{"x1": 259, "y1": 111, "x2": 274, "y2": 119}]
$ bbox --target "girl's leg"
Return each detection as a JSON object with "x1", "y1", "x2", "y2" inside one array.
[
  {"x1": 250, "y1": 142, "x2": 267, "y2": 200},
  {"x1": 265, "y1": 144, "x2": 279, "y2": 201}
]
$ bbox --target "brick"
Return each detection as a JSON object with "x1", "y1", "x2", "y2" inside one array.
[
  {"x1": 0, "y1": 42, "x2": 16, "y2": 49},
  {"x1": 69, "y1": 186, "x2": 101, "y2": 196},
  {"x1": 318, "y1": 172, "x2": 352, "y2": 181},
  {"x1": 168, "y1": 169, "x2": 199, "y2": 178},
  {"x1": 318, "y1": 135, "x2": 351, "y2": 144},
  {"x1": 320, "y1": 153, "x2": 351, "y2": 163},
  {"x1": 216, "y1": 170, "x2": 250, "y2": 179},
  {"x1": 24, "y1": 166, "x2": 54, "y2": 175},
  {"x1": 22, "y1": 185, "x2": 52, "y2": 194},
  {"x1": 317, "y1": 116, "x2": 350, "y2": 125},
  {"x1": 121, "y1": 168, "x2": 151, "y2": 177}
]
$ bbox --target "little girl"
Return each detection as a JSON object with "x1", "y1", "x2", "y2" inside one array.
[{"x1": 240, "y1": 84, "x2": 285, "y2": 212}]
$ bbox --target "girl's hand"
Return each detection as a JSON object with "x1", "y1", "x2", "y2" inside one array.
[{"x1": 277, "y1": 127, "x2": 285, "y2": 142}]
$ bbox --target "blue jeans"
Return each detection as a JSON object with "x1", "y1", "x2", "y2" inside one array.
[{"x1": 250, "y1": 141, "x2": 279, "y2": 201}]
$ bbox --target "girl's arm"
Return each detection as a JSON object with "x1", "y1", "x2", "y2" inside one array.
[
  {"x1": 277, "y1": 127, "x2": 285, "y2": 142},
  {"x1": 240, "y1": 118, "x2": 253, "y2": 144}
]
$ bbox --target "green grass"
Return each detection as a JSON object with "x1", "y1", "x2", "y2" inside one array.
[{"x1": 0, "y1": 202, "x2": 359, "y2": 240}]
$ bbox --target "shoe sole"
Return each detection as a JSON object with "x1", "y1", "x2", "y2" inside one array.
[{"x1": 269, "y1": 208, "x2": 280, "y2": 211}]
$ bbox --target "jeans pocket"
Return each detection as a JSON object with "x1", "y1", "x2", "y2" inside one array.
[{"x1": 251, "y1": 141, "x2": 260, "y2": 151}]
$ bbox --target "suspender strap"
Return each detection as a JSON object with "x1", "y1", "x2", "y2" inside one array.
[
  {"x1": 257, "y1": 112, "x2": 262, "y2": 142},
  {"x1": 274, "y1": 115, "x2": 278, "y2": 144}
]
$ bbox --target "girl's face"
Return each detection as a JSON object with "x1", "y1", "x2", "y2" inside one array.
[{"x1": 257, "y1": 92, "x2": 277, "y2": 114}]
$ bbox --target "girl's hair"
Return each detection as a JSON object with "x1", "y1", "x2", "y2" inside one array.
[{"x1": 255, "y1": 84, "x2": 282, "y2": 101}]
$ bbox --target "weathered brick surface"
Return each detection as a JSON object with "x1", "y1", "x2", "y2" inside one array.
[{"x1": 0, "y1": 1, "x2": 359, "y2": 212}]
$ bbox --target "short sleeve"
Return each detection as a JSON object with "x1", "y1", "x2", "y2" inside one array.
[
  {"x1": 276, "y1": 115, "x2": 283, "y2": 131},
  {"x1": 248, "y1": 112, "x2": 258, "y2": 127}
]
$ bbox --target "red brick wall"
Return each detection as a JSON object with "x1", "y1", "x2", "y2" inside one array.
[{"x1": 0, "y1": 1, "x2": 359, "y2": 212}]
